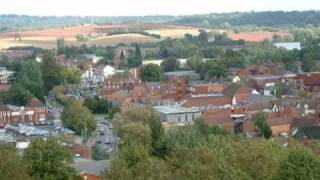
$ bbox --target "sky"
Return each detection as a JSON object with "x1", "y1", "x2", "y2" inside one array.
[{"x1": 0, "y1": 0, "x2": 319, "y2": 16}]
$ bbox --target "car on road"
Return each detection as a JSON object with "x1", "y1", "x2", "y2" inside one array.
[{"x1": 104, "y1": 138, "x2": 112, "y2": 144}]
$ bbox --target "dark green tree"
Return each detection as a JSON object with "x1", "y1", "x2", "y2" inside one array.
[
  {"x1": 301, "y1": 53, "x2": 315, "y2": 72},
  {"x1": 200, "y1": 60, "x2": 226, "y2": 80},
  {"x1": 17, "y1": 60, "x2": 44, "y2": 100},
  {"x1": 161, "y1": 58, "x2": 180, "y2": 72},
  {"x1": 4, "y1": 83, "x2": 33, "y2": 106},
  {"x1": 140, "y1": 64, "x2": 162, "y2": 82},
  {"x1": 41, "y1": 51, "x2": 65, "y2": 93},
  {"x1": 128, "y1": 44, "x2": 142, "y2": 68}
]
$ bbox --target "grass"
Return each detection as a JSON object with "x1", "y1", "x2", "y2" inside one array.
[{"x1": 146, "y1": 29, "x2": 200, "y2": 38}]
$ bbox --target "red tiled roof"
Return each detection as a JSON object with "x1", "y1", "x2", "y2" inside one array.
[
  {"x1": 183, "y1": 96, "x2": 231, "y2": 108},
  {"x1": 267, "y1": 116, "x2": 292, "y2": 126},
  {"x1": 80, "y1": 172, "x2": 100, "y2": 180}
]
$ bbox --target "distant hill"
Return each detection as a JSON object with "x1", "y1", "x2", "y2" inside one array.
[
  {"x1": 1, "y1": 11, "x2": 320, "y2": 32},
  {"x1": 0, "y1": 15, "x2": 178, "y2": 32},
  {"x1": 172, "y1": 11, "x2": 320, "y2": 27}
]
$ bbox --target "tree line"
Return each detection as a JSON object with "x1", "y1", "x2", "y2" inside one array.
[{"x1": 104, "y1": 107, "x2": 320, "y2": 180}]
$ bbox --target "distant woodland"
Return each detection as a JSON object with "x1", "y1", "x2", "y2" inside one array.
[{"x1": 1, "y1": 11, "x2": 320, "y2": 32}]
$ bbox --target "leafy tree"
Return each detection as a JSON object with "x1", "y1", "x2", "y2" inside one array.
[
  {"x1": 23, "y1": 137, "x2": 76, "y2": 180},
  {"x1": 104, "y1": 107, "x2": 320, "y2": 180},
  {"x1": 62, "y1": 100, "x2": 96, "y2": 138},
  {"x1": 127, "y1": 44, "x2": 142, "y2": 68},
  {"x1": 63, "y1": 67, "x2": 81, "y2": 84},
  {"x1": 3, "y1": 83, "x2": 33, "y2": 106},
  {"x1": 161, "y1": 58, "x2": 180, "y2": 72},
  {"x1": 149, "y1": 112, "x2": 167, "y2": 158},
  {"x1": 0, "y1": 145, "x2": 30, "y2": 180},
  {"x1": 301, "y1": 53, "x2": 315, "y2": 72},
  {"x1": 17, "y1": 60, "x2": 44, "y2": 100},
  {"x1": 253, "y1": 112, "x2": 272, "y2": 139},
  {"x1": 109, "y1": 106, "x2": 121, "y2": 119},
  {"x1": 41, "y1": 52, "x2": 65, "y2": 93},
  {"x1": 275, "y1": 149, "x2": 320, "y2": 180},
  {"x1": 197, "y1": 29, "x2": 209, "y2": 45},
  {"x1": 273, "y1": 34, "x2": 283, "y2": 42},
  {"x1": 76, "y1": 34, "x2": 88, "y2": 42},
  {"x1": 140, "y1": 64, "x2": 162, "y2": 82},
  {"x1": 84, "y1": 96, "x2": 109, "y2": 114},
  {"x1": 187, "y1": 55, "x2": 203, "y2": 72},
  {"x1": 200, "y1": 60, "x2": 226, "y2": 80}
]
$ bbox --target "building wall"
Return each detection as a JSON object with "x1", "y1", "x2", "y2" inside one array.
[
  {"x1": 271, "y1": 124, "x2": 291, "y2": 136},
  {"x1": 160, "y1": 112, "x2": 201, "y2": 125},
  {"x1": 0, "y1": 107, "x2": 48, "y2": 126}
]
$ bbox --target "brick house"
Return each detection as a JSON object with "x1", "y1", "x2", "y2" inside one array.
[
  {"x1": 188, "y1": 83, "x2": 225, "y2": 95},
  {"x1": 0, "y1": 98, "x2": 48, "y2": 126},
  {"x1": 223, "y1": 83, "x2": 252, "y2": 101},
  {"x1": 297, "y1": 72, "x2": 320, "y2": 92}
]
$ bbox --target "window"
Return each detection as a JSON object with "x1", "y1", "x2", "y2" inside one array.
[
  {"x1": 185, "y1": 114, "x2": 188, "y2": 121},
  {"x1": 192, "y1": 114, "x2": 195, "y2": 121},
  {"x1": 178, "y1": 116, "x2": 181, "y2": 122}
]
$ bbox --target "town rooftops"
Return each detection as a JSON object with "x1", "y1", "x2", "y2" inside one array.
[
  {"x1": 154, "y1": 106, "x2": 199, "y2": 115},
  {"x1": 223, "y1": 83, "x2": 252, "y2": 97},
  {"x1": 297, "y1": 72, "x2": 320, "y2": 86},
  {"x1": 250, "y1": 75, "x2": 283, "y2": 81},
  {"x1": 243, "y1": 94, "x2": 276, "y2": 105},
  {"x1": 164, "y1": 71, "x2": 200, "y2": 80},
  {"x1": 182, "y1": 96, "x2": 232, "y2": 108}
]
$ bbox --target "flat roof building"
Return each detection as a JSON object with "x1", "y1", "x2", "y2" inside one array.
[{"x1": 154, "y1": 106, "x2": 201, "y2": 127}]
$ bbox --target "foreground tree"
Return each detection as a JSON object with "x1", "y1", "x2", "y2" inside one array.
[
  {"x1": 275, "y1": 149, "x2": 320, "y2": 180},
  {"x1": 0, "y1": 145, "x2": 30, "y2": 180},
  {"x1": 104, "y1": 108, "x2": 320, "y2": 180},
  {"x1": 140, "y1": 64, "x2": 162, "y2": 82},
  {"x1": 23, "y1": 137, "x2": 76, "y2": 180}
]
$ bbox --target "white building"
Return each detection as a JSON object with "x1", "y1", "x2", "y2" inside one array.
[
  {"x1": 84, "y1": 54, "x2": 103, "y2": 64},
  {"x1": 274, "y1": 42, "x2": 301, "y2": 51},
  {"x1": 0, "y1": 67, "x2": 14, "y2": 84},
  {"x1": 102, "y1": 65, "x2": 116, "y2": 79},
  {"x1": 154, "y1": 106, "x2": 201, "y2": 127}
]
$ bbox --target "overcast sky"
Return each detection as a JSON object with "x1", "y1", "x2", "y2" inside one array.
[{"x1": 0, "y1": 0, "x2": 319, "y2": 16}]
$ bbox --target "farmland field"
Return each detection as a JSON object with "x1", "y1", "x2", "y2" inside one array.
[
  {"x1": 0, "y1": 24, "x2": 200, "y2": 49},
  {"x1": 228, "y1": 31, "x2": 292, "y2": 42}
]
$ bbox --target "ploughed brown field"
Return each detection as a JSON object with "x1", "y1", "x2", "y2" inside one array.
[
  {"x1": 228, "y1": 31, "x2": 292, "y2": 42},
  {"x1": 0, "y1": 24, "x2": 200, "y2": 49}
]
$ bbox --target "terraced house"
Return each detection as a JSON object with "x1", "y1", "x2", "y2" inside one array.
[{"x1": 0, "y1": 98, "x2": 48, "y2": 127}]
